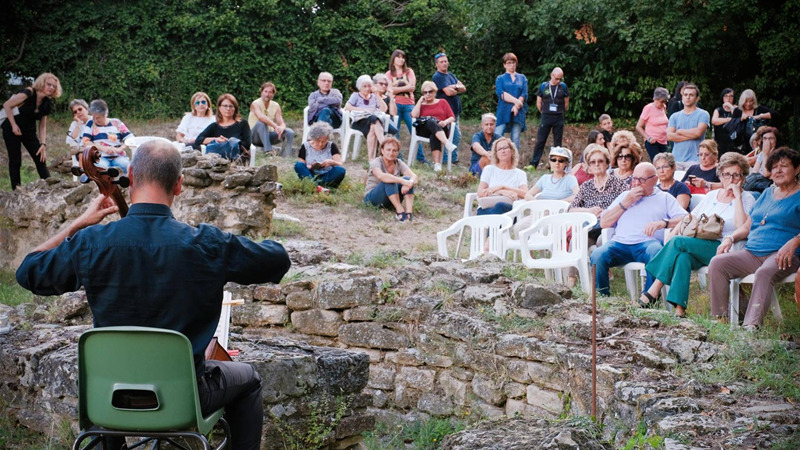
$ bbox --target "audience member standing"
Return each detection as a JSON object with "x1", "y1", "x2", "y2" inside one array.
[
  {"x1": 666, "y1": 83, "x2": 710, "y2": 171},
  {"x1": 494, "y1": 53, "x2": 528, "y2": 156},
  {"x1": 530, "y1": 67, "x2": 569, "y2": 168},
  {"x1": 431, "y1": 52, "x2": 466, "y2": 165}
]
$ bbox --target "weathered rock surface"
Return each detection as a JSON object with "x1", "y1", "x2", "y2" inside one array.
[{"x1": 442, "y1": 418, "x2": 613, "y2": 449}]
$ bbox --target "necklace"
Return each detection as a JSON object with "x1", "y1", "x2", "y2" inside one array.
[
  {"x1": 760, "y1": 183, "x2": 799, "y2": 225},
  {"x1": 595, "y1": 176, "x2": 608, "y2": 192},
  {"x1": 550, "y1": 174, "x2": 565, "y2": 184}
]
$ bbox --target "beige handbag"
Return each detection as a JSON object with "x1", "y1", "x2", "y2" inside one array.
[{"x1": 678, "y1": 213, "x2": 725, "y2": 240}]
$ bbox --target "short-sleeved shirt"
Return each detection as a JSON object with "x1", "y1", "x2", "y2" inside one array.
[
  {"x1": 365, "y1": 157, "x2": 413, "y2": 194},
  {"x1": 604, "y1": 189, "x2": 688, "y2": 244},
  {"x1": 419, "y1": 100, "x2": 454, "y2": 122},
  {"x1": 746, "y1": 187, "x2": 800, "y2": 256},
  {"x1": 82, "y1": 118, "x2": 134, "y2": 154},
  {"x1": 347, "y1": 93, "x2": 382, "y2": 112},
  {"x1": 471, "y1": 131, "x2": 501, "y2": 166},
  {"x1": 537, "y1": 81, "x2": 569, "y2": 116},
  {"x1": 639, "y1": 102, "x2": 669, "y2": 145},
  {"x1": 432, "y1": 70, "x2": 461, "y2": 116},
  {"x1": 298, "y1": 141, "x2": 340, "y2": 174},
  {"x1": 534, "y1": 174, "x2": 578, "y2": 200},
  {"x1": 479, "y1": 165, "x2": 528, "y2": 190},
  {"x1": 658, "y1": 180, "x2": 691, "y2": 199},
  {"x1": 668, "y1": 108, "x2": 710, "y2": 163},
  {"x1": 692, "y1": 189, "x2": 755, "y2": 239},
  {"x1": 570, "y1": 175, "x2": 628, "y2": 210},
  {"x1": 385, "y1": 69, "x2": 416, "y2": 105},
  {"x1": 176, "y1": 114, "x2": 215, "y2": 141}
]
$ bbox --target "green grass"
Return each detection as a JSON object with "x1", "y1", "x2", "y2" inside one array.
[
  {"x1": 0, "y1": 407, "x2": 72, "y2": 449},
  {"x1": 0, "y1": 269, "x2": 31, "y2": 307},
  {"x1": 477, "y1": 306, "x2": 546, "y2": 333},
  {"x1": 363, "y1": 417, "x2": 465, "y2": 450}
]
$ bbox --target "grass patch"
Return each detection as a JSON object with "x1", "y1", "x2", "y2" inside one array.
[
  {"x1": 0, "y1": 270, "x2": 31, "y2": 307},
  {"x1": 620, "y1": 420, "x2": 664, "y2": 450},
  {"x1": 346, "y1": 250, "x2": 405, "y2": 269},
  {"x1": 363, "y1": 417, "x2": 465, "y2": 450},
  {"x1": 269, "y1": 219, "x2": 306, "y2": 239},
  {"x1": 477, "y1": 306, "x2": 545, "y2": 333},
  {"x1": 0, "y1": 406, "x2": 70, "y2": 449}
]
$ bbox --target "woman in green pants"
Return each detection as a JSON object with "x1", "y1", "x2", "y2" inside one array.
[{"x1": 641, "y1": 153, "x2": 754, "y2": 317}]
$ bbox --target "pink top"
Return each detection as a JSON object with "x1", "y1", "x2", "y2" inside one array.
[
  {"x1": 419, "y1": 99, "x2": 454, "y2": 122},
  {"x1": 385, "y1": 68, "x2": 416, "y2": 106},
  {"x1": 639, "y1": 102, "x2": 669, "y2": 145},
  {"x1": 573, "y1": 165, "x2": 593, "y2": 185}
]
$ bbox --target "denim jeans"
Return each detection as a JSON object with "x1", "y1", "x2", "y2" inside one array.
[
  {"x1": 495, "y1": 122, "x2": 522, "y2": 154},
  {"x1": 315, "y1": 107, "x2": 342, "y2": 128},
  {"x1": 206, "y1": 137, "x2": 242, "y2": 160},
  {"x1": 364, "y1": 178, "x2": 415, "y2": 208},
  {"x1": 476, "y1": 202, "x2": 513, "y2": 216},
  {"x1": 590, "y1": 239, "x2": 663, "y2": 296},
  {"x1": 96, "y1": 154, "x2": 131, "y2": 175},
  {"x1": 294, "y1": 162, "x2": 346, "y2": 188},
  {"x1": 252, "y1": 122, "x2": 294, "y2": 157},
  {"x1": 644, "y1": 141, "x2": 667, "y2": 163}
]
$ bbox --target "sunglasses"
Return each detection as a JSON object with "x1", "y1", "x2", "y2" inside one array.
[
  {"x1": 435, "y1": 52, "x2": 447, "y2": 60},
  {"x1": 550, "y1": 158, "x2": 568, "y2": 164},
  {"x1": 617, "y1": 154, "x2": 634, "y2": 160},
  {"x1": 195, "y1": 100, "x2": 207, "y2": 105},
  {"x1": 422, "y1": 90, "x2": 435, "y2": 94}
]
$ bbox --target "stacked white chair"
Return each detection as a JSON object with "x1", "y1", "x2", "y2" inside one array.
[
  {"x1": 438, "y1": 215, "x2": 513, "y2": 261},
  {"x1": 503, "y1": 199, "x2": 570, "y2": 261}
]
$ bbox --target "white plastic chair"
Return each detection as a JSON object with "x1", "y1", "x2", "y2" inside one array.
[
  {"x1": 519, "y1": 213, "x2": 598, "y2": 294},
  {"x1": 599, "y1": 228, "x2": 658, "y2": 303},
  {"x1": 503, "y1": 200, "x2": 570, "y2": 261},
  {"x1": 728, "y1": 272, "x2": 791, "y2": 328},
  {"x1": 302, "y1": 106, "x2": 347, "y2": 145},
  {"x1": 688, "y1": 194, "x2": 705, "y2": 212},
  {"x1": 407, "y1": 123, "x2": 455, "y2": 172},
  {"x1": 214, "y1": 291, "x2": 244, "y2": 351},
  {"x1": 341, "y1": 111, "x2": 394, "y2": 162},
  {"x1": 124, "y1": 136, "x2": 182, "y2": 157},
  {"x1": 438, "y1": 215, "x2": 513, "y2": 261},
  {"x1": 674, "y1": 170, "x2": 686, "y2": 182}
]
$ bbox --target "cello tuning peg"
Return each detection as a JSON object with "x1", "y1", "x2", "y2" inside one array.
[
  {"x1": 114, "y1": 176, "x2": 130, "y2": 188},
  {"x1": 70, "y1": 167, "x2": 84, "y2": 177},
  {"x1": 105, "y1": 168, "x2": 120, "y2": 177},
  {"x1": 79, "y1": 174, "x2": 90, "y2": 184}
]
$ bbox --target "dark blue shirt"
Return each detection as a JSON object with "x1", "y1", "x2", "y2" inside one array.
[
  {"x1": 432, "y1": 70, "x2": 462, "y2": 117},
  {"x1": 470, "y1": 131, "x2": 501, "y2": 166},
  {"x1": 16, "y1": 203, "x2": 290, "y2": 368},
  {"x1": 537, "y1": 81, "x2": 569, "y2": 116}
]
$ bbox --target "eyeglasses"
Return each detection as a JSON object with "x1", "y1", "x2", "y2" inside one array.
[
  {"x1": 219, "y1": 104, "x2": 235, "y2": 109},
  {"x1": 617, "y1": 154, "x2": 634, "y2": 160},
  {"x1": 195, "y1": 100, "x2": 207, "y2": 105},
  {"x1": 72, "y1": 107, "x2": 84, "y2": 115},
  {"x1": 631, "y1": 175, "x2": 656, "y2": 184},
  {"x1": 319, "y1": 79, "x2": 333, "y2": 83},
  {"x1": 654, "y1": 165, "x2": 672, "y2": 171},
  {"x1": 588, "y1": 159, "x2": 606, "y2": 165},
  {"x1": 698, "y1": 152, "x2": 714, "y2": 158},
  {"x1": 377, "y1": 82, "x2": 388, "y2": 86},
  {"x1": 422, "y1": 90, "x2": 435, "y2": 94},
  {"x1": 549, "y1": 158, "x2": 568, "y2": 164},
  {"x1": 496, "y1": 146, "x2": 511, "y2": 151},
  {"x1": 720, "y1": 172, "x2": 742, "y2": 180},
  {"x1": 435, "y1": 52, "x2": 447, "y2": 60}
]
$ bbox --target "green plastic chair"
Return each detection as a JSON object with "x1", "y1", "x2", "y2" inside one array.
[{"x1": 72, "y1": 326, "x2": 230, "y2": 450}]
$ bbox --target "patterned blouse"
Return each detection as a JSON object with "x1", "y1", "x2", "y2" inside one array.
[{"x1": 570, "y1": 174, "x2": 628, "y2": 210}]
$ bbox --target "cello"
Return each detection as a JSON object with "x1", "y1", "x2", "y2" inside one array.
[{"x1": 71, "y1": 145, "x2": 129, "y2": 217}]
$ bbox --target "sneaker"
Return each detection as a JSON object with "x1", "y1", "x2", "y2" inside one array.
[
  {"x1": 434, "y1": 163, "x2": 442, "y2": 172},
  {"x1": 275, "y1": 182, "x2": 283, "y2": 191},
  {"x1": 316, "y1": 185, "x2": 330, "y2": 194}
]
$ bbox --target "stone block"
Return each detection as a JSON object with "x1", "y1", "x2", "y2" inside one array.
[
  {"x1": 285, "y1": 290, "x2": 314, "y2": 310},
  {"x1": 512, "y1": 283, "x2": 568, "y2": 309},
  {"x1": 396, "y1": 367, "x2": 436, "y2": 393},
  {"x1": 343, "y1": 306, "x2": 377, "y2": 322},
  {"x1": 338, "y1": 323, "x2": 409, "y2": 350},
  {"x1": 291, "y1": 309, "x2": 342, "y2": 337},
  {"x1": 505, "y1": 398, "x2": 542, "y2": 418},
  {"x1": 348, "y1": 347, "x2": 383, "y2": 363},
  {"x1": 656, "y1": 413, "x2": 727, "y2": 437},
  {"x1": 426, "y1": 311, "x2": 495, "y2": 343},
  {"x1": 438, "y1": 371, "x2": 468, "y2": 406},
  {"x1": 317, "y1": 276, "x2": 383, "y2": 309},
  {"x1": 368, "y1": 364, "x2": 396, "y2": 390},
  {"x1": 506, "y1": 359, "x2": 531, "y2": 383},
  {"x1": 335, "y1": 413, "x2": 375, "y2": 439},
  {"x1": 504, "y1": 381, "x2": 527, "y2": 399},
  {"x1": 470, "y1": 399, "x2": 505, "y2": 419},
  {"x1": 394, "y1": 384, "x2": 422, "y2": 409},
  {"x1": 253, "y1": 284, "x2": 283, "y2": 303},
  {"x1": 527, "y1": 361, "x2": 566, "y2": 391},
  {"x1": 526, "y1": 384, "x2": 563, "y2": 417},
  {"x1": 418, "y1": 391, "x2": 455, "y2": 416},
  {"x1": 233, "y1": 304, "x2": 289, "y2": 326},
  {"x1": 385, "y1": 348, "x2": 453, "y2": 368},
  {"x1": 471, "y1": 372, "x2": 506, "y2": 406},
  {"x1": 463, "y1": 285, "x2": 507, "y2": 306},
  {"x1": 364, "y1": 388, "x2": 389, "y2": 408}
]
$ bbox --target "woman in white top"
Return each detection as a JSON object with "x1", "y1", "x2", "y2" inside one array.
[
  {"x1": 66, "y1": 99, "x2": 90, "y2": 152},
  {"x1": 642, "y1": 153, "x2": 755, "y2": 317},
  {"x1": 476, "y1": 137, "x2": 528, "y2": 215},
  {"x1": 176, "y1": 91, "x2": 215, "y2": 148}
]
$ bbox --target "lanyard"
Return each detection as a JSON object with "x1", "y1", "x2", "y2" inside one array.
[{"x1": 550, "y1": 83, "x2": 559, "y2": 103}]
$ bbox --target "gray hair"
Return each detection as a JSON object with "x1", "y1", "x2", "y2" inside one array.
[
  {"x1": 481, "y1": 113, "x2": 497, "y2": 124},
  {"x1": 130, "y1": 140, "x2": 182, "y2": 194},
  {"x1": 307, "y1": 121, "x2": 334, "y2": 141},
  {"x1": 318, "y1": 72, "x2": 333, "y2": 81},
  {"x1": 69, "y1": 99, "x2": 89, "y2": 111},
  {"x1": 373, "y1": 73, "x2": 388, "y2": 85},
  {"x1": 88, "y1": 99, "x2": 109, "y2": 116},
  {"x1": 653, "y1": 87, "x2": 669, "y2": 102},
  {"x1": 652, "y1": 152, "x2": 675, "y2": 168},
  {"x1": 717, "y1": 152, "x2": 750, "y2": 178},
  {"x1": 356, "y1": 74, "x2": 373, "y2": 90}
]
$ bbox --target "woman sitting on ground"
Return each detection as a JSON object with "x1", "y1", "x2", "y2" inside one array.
[
  {"x1": 569, "y1": 144, "x2": 628, "y2": 244},
  {"x1": 681, "y1": 139, "x2": 721, "y2": 194},
  {"x1": 364, "y1": 137, "x2": 418, "y2": 222},
  {"x1": 176, "y1": 91, "x2": 215, "y2": 149},
  {"x1": 66, "y1": 99, "x2": 90, "y2": 151},
  {"x1": 610, "y1": 141, "x2": 641, "y2": 185},
  {"x1": 344, "y1": 75, "x2": 388, "y2": 161},
  {"x1": 295, "y1": 121, "x2": 346, "y2": 191},
  {"x1": 476, "y1": 137, "x2": 528, "y2": 215},
  {"x1": 82, "y1": 99, "x2": 135, "y2": 173},
  {"x1": 194, "y1": 94, "x2": 251, "y2": 161},
  {"x1": 411, "y1": 80, "x2": 458, "y2": 172},
  {"x1": 653, "y1": 152, "x2": 691, "y2": 210},
  {"x1": 524, "y1": 146, "x2": 579, "y2": 202},
  {"x1": 708, "y1": 147, "x2": 800, "y2": 330},
  {"x1": 642, "y1": 153, "x2": 755, "y2": 316}
]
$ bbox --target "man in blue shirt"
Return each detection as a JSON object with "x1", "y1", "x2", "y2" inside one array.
[
  {"x1": 667, "y1": 83, "x2": 710, "y2": 171},
  {"x1": 16, "y1": 141, "x2": 291, "y2": 450},
  {"x1": 431, "y1": 52, "x2": 466, "y2": 164},
  {"x1": 531, "y1": 67, "x2": 569, "y2": 168},
  {"x1": 470, "y1": 113, "x2": 501, "y2": 175}
]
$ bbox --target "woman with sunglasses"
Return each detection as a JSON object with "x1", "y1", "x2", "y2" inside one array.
[
  {"x1": 372, "y1": 73, "x2": 398, "y2": 135},
  {"x1": 176, "y1": 92, "x2": 215, "y2": 149},
  {"x1": 66, "y1": 99, "x2": 90, "y2": 151},
  {"x1": 194, "y1": 94, "x2": 251, "y2": 161},
  {"x1": 611, "y1": 141, "x2": 642, "y2": 185},
  {"x1": 524, "y1": 146, "x2": 578, "y2": 202},
  {"x1": 411, "y1": 81, "x2": 457, "y2": 172}
]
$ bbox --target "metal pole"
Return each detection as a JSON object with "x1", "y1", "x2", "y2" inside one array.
[{"x1": 591, "y1": 264, "x2": 597, "y2": 421}]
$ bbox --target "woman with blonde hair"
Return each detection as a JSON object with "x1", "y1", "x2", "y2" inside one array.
[
  {"x1": 176, "y1": 91, "x2": 215, "y2": 147},
  {"x1": 411, "y1": 80, "x2": 457, "y2": 172},
  {"x1": 730, "y1": 89, "x2": 773, "y2": 150},
  {"x1": 476, "y1": 137, "x2": 528, "y2": 215},
  {"x1": 2, "y1": 72, "x2": 62, "y2": 189},
  {"x1": 681, "y1": 139, "x2": 720, "y2": 194}
]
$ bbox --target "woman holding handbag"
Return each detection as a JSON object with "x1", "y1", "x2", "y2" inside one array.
[{"x1": 640, "y1": 153, "x2": 755, "y2": 317}]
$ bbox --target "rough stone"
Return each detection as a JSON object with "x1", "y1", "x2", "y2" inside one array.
[
  {"x1": 253, "y1": 284, "x2": 283, "y2": 303},
  {"x1": 385, "y1": 348, "x2": 453, "y2": 368},
  {"x1": 233, "y1": 303, "x2": 289, "y2": 326},
  {"x1": 471, "y1": 399, "x2": 505, "y2": 419},
  {"x1": 471, "y1": 373, "x2": 506, "y2": 406},
  {"x1": 426, "y1": 311, "x2": 495, "y2": 343},
  {"x1": 504, "y1": 381, "x2": 527, "y2": 399},
  {"x1": 283, "y1": 240, "x2": 335, "y2": 266},
  {"x1": 640, "y1": 396, "x2": 702, "y2": 424},
  {"x1": 291, "y1": 309, "x2": 343, "y2": 336},
  {"x1": 318, "y1": 276, "x2": 383, "y2": 309},
  {"x1": 338, "y1": 323, "x2": 409, "y2": 350},
  {"x1": 438, "y1": 371, "x2": 468, "y2": 406},
  {"x1": 512, "y1": 282, "x2": 570, "y2": 309},
  {"x1": 343, "y1": 306, "x2": 378, "y2": 322},
  {"x1": 630, "y1": 340, "x2": 677, "y2": 368},
  {"x1": 656, "y1": 413, "x2": 727, "y2": 437},
  {"x1": 442, "y1": 418, "x2": 613, "y2": 450},
  {"x1": 334, "y1": 413, "x2": 375, "y2": 439},
  {"x1": 367, "y1": 364, "x2": 396, "y2": 390},
  {"x1": 526, "y1": 384, "x2": 564, "y2": 417},
  {"x1": 395, "y1": 366, "x2": 435, "y2": 392},
  {"x1": 462, "y1": 285, "x2": 507, "y2": 306},
  {"x1": 393, "y1": 384, "x2": 423, "y2": 409},
  {"x1": 417, "y1": 391, "x2": 455, "y2": 416}
]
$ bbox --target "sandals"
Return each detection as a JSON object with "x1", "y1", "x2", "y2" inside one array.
[
  {"x1": 637, "y1": 291, "x2": 659, "y2": 309},
  {"x1": 396, "y1": 212, "x2": 407, "y2": 222}
]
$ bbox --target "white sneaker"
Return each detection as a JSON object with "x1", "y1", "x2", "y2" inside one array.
[
  {"x1": 434, "y1": 163, "x2": 442, "y2": 172},
  {"x1": 445, "y1": 142, "x2": 457, "y2": 153}
]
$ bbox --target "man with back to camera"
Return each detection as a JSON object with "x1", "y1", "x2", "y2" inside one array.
[
  {"x1": 16, "y1": 140, "x2": 291, "y2": 450},
  {"x1": 308, "y1": 72, "x2": 344, "y2": 128},
  {"x1": 530, "y1": 67, "x2": 569, "y2": 168},
  {"x1": 667, "y1": 83, "x2": 710, "y2": 171},
  {"x1": 431, "y1": 52, "x2": 466, "y2": 165}
]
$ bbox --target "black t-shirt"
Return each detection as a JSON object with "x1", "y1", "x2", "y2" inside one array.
[{"x1": 3, "y1": 88, "x2": 52, "y2": 132}]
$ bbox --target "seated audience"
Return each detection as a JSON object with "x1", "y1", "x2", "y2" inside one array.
[
  {"x1": 82, "y1": 99, "x2": 134, "y2": 173},
  {"x1": 476, "y1": 138, "x2": 528, "y2": 215},
  {"x1": 524, "y1": 146, "x2": 578, "y2": 202},
  {"x1": 609, "y1": 129, "x2": 636, "y2": 149},
  {"x1": 569, "y1": 144, "x2": 628, "y2": 244},
  {"x1": 587, "y1": 129, "x2": 605, "y2": 149},
  {"x1": 653, "y1": 152, "x2": 691, "y2": 209},
  {"x1": 709, "y1": 147, "x2": 800, "y2": 330},
  {"x1": 635, "y1": 87, "x2": 670, "y2": 162},
  {"x1": 66, "y1": 99, "x2": 90, "y2": 152},
  {"x1": 176, "y1": 92, "x2": 215, "y2": 150},
  {"x1": 681, "y1": 139, "x2": 721, "y2": 194},
  {"x1": 746, "y1": 126, "x2": 781, "y2": 196},
  {"x1": 411, "y1": 80, "x2": 458, "y2": 172},
  {"x1": 598, "y1": 113, "x2": 614, "y2": 149},
  {"x1": 470, "y1": 113, "x2": 501, "y2": 176},
  {"x1": 590, "y1": 162, "x2": 688, "y2": 296},
  {"x1": 572, "y1": 141, "x2": 600, "y2": 185},
  {"x1": 249, "y1": 82, "x2": 294, "y2": 157},
  {"x1": 344, "y1": 75, "x2": 388, "y2": 160},
  {"x1": 308, "y1": 72, "x2": 343, "y2": 128},
  {"x1": 643, "y1": 153, "x2": 755, "y2": 316},
  {"x1": 294, "y1": 122, "x2": 346, "y2": 191},
  {"x1": 364, "y1": 137, "x2": 418, "y2": 222},
  {"x1": 194, "y1": 94, "x2": 251, "y2": 161},
  {"x1": 610, "y1": 141, "x2": 642, "y2": 185},
  {"x1": 373, "y1": 73, "x2": 398, "y2": 135}
]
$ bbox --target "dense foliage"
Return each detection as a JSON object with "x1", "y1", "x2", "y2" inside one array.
[{"x1": 2, "y1": 0, "x2": 798, "y2": 143}]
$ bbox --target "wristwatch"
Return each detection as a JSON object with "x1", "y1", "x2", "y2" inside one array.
[{"x1": 662, "y1": 219, "x2": 669, "y2": 228}]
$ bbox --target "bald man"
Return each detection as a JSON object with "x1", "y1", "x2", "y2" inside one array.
[
  {"x1": 590, "y1": 162, "x2": 688, "y2": 296},
  {"x1": 531, "y1": 67, "x2": 569, "y2": 168}
]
